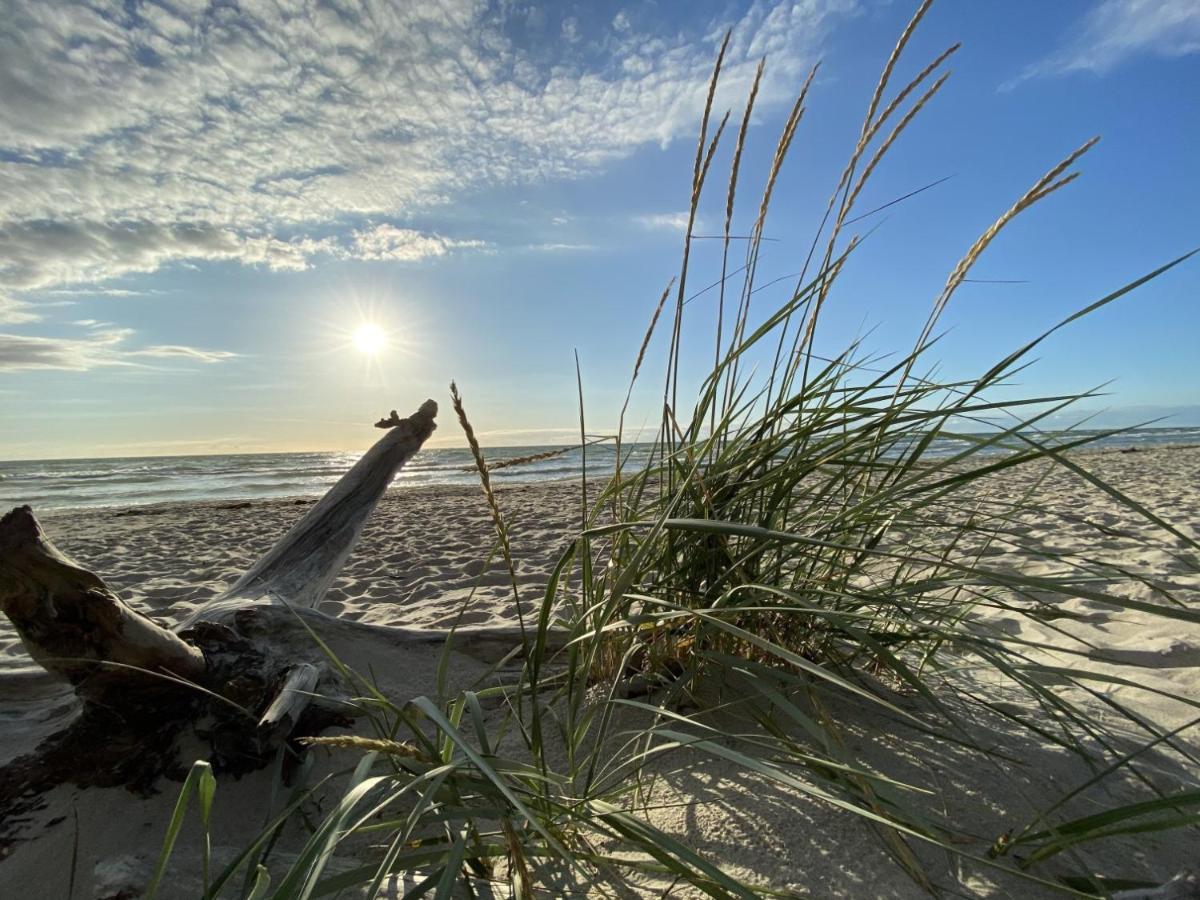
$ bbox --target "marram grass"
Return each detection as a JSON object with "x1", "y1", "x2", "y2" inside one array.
[{"x1": 152, "y1": 3, "x2": 1198, "y2": 897}]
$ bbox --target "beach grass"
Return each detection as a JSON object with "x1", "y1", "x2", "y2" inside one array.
[{"x1": 152, "y1": 2, "x2": 1199, "y2": 896}]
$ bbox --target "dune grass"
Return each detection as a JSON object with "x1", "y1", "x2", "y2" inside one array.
[{"x1": 154, "y1": 3, "x2": 1198, "y2": 896}]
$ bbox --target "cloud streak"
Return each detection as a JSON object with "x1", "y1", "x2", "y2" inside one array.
[
  {"x1": 0, "y1": 221, "x2": 327, "y2": 294},
  {"x1": 0, "y1": 294, "x2": 37, "y2": 326},
  {"x1": 634, "y1": 211, "x2": 695, "y2": 232},
  {"x1": 1009, "y1": 0, "x2": 1200, "y2": 86},
  {"x1": 0, "y1": 326, "x2": 237, "y2": 371}
]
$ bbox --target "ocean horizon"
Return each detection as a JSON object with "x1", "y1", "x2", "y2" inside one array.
[{"x1": 2, "y1": 426, "x2": 1197, "y2": 511}]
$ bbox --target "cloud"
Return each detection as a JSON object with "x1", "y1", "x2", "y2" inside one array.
[
  {"x1": 350, "y1": 224, "x2": 487, "y2": 261},
  {"x1": 129, "y1": 345, "x2": 239, "y2": 364},
  {"x1": 635, "y1": 211, "x2": 694, "y2": 232},
  {"x1": 48, "y1": 288, "x2": 170, "y2": 298},
  {"x1": 0, "y1": 0, "x2": 854, "y2": 309},
  {"x1": 0, "y1": 327, "x2": 236, "y2": 371},
  {"x1": 526, "y1": 242, "x2": 593, "y2": 252},
  {"x1": 1009, "y1": 0, "x2": 1200, "y2": 86},
  {"x1": 0, "y1": 220, "x2": 333, "y2": 294},
  {"x1": 0, "y1": 293, "x2": 38, "y2": 325},
  {"x1": 0, "y1": 220, "x2": 482, "y2": 300}
]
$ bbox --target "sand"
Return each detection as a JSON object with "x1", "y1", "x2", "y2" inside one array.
[{"x1": 0, "y1": 448, "x2": 1197, "y2": 898}]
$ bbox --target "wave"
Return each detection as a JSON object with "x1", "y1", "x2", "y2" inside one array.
[{"x1": 1, "y1": 429, "x2": 1196, "y2": 510}]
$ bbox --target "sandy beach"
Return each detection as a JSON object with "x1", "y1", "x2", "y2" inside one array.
[{"x1": 0, "y1": 446, "x2": 1197, "y2": 898}]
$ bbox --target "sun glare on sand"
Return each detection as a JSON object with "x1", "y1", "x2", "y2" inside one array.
[{"x1": 352, "y1": 322, "x2": 387, "y2": 355}]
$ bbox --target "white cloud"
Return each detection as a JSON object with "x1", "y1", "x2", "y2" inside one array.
[
  {"x1": 49, "y1": 288, "x2": 167, "y2": 298},
  {"x1": 0, "y1": 0, "x2": 855, "y2": 309},
  {"x1": 526, "y1": 242, "x2": 594, "y2": 253},
  {"x1": 350, "y1": 224, "x2": 487, "y2": 262},
  {"x1": 635, "y1": 211, "x2": 694, "y2": 232},
  {"x1": 130, "y1": 345, "x2": 239, "y2": 363},
  {"x1": 0, "y1": 220, "x2": 480, "y2": 301},
  {"x1": 0, "y1": 327, "x2": 236, "y2": 371},
  {"x1": 0, "y1": 293, "x2": 38, "y2": 325},
  {"x1": 0, "y1": 221, "x2": 333, "y2": 295},
  {"x1": 1009, "y1": 0, "x2": 1200, "y2": 86}
]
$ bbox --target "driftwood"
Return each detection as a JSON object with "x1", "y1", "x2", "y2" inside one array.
[
  {"x1": 0, "y1": 399, "x2": 544, "y2": 854},
  {"x1": 0, "y1": 505, "x2": 205, "y2": 690},
  {"x1": 1, "y1": 400, "x2": 438, "y2": 696}
]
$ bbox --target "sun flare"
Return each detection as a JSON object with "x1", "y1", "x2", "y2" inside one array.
[{"x1": 351, "y1": 322, "x2": 387, "y2": 355}]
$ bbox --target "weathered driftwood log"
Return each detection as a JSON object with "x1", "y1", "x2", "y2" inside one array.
[
  {"x1": 0, "y1": 401, "x2": 456, "y2": 843},
  {"x1": 0, "y1": 399, "x2": 438, "y2": 701},
  {"x1": 0, "y1": 505, "x2": 205, "y2": 689},
  {"x1": 256, "y1": 662, "x2": 321, "y2": 742},
  {"x1": 187, "y1": 396, "x2": 441, "y2": 619}
]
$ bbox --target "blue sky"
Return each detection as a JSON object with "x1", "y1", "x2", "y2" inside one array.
[{"x1": 0, "y1": 0, "x2": 1196, "y2": 459}]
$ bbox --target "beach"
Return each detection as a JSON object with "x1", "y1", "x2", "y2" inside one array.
[
  {"x1": 0, "y1": 445, "x2": 1197, "y2": 897},
  {"x1": 3, "y1": 0, "x2": 1196, "y2": 895}
]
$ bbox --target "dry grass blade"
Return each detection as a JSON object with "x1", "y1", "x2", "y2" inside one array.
[
  {"x1": 860, "y1": 43, "x2": 960, "y2": 153},
  {"x1": 715, "y1": 59, "x2": 765, "y2": 438},
  {"x1": 450, "y1": 381, "x2": 522, "y2": 612},
  {"x1": 300, "y1": 736, "x2": 427, "y2": 760},
  {"x1": 617, "y1": 278, "x2": 673, "y2": 506},
  {"x1": 810, "y1": 3, "x2": 944, "y2": 288},
  {"x1": 793, "y1": 70, "x2": 952, "y2": 369},
  {"x1": 461, "y1": 446, "x2": 574, "y2": 474},
  {"x1": 726, "y1": 58, "x2": 765, "y2": 238},
  {"x1": 844, "y1": 72, "x2": 952, "y2": 218},
  {"x1": 861, "y1": 0, "x2": 936, "y2": 141},
  {"x1": 918, "y1": 136, "x2": 1100, "y2": 348},
  {"x1": 668, "y1": 30, "x2": 732, "y2": 422},
  {"x1": 699, "y1": 111, "x2": 731, "y2": 208},
  {"x1": 752, "y1": 63, "x2": 818, "y2": 239},
  {"x1": 816, "y1": 0, "x2": 938, "y2": 239},
  {"x1": 725, "y1": 60, "x2": 818, "y2": 400},
  {"x1": 623, "y1": 279, "x2": 673, "y2": 426},
  {"x1": 692, "y1": 30, "x2": 731, "y2": 197},
  {"x1": 843, "y1": 173, "x2": 955, "y2": 227}
]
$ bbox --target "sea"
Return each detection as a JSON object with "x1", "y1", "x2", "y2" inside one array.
[{"x1": 1, "y1": 427, "x2": 1197, "y2": 512}]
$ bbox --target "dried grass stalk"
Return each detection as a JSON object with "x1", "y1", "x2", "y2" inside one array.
[{"x1": 450, "y1": 381, "x2": 521, "y2": 608}]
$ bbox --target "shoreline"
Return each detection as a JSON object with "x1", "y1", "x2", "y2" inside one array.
[{"x1": 12, "y1": 440, "x2": 1197, "y2": 519}]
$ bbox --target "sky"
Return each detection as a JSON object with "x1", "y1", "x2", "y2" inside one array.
[{"x1": 0, "y1": 0, "x2": 1197, "y2": 460}]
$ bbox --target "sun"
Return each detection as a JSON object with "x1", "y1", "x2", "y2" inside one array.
[{"x1": 352, "y1": 322, "x2": 387, "y2": 355}]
